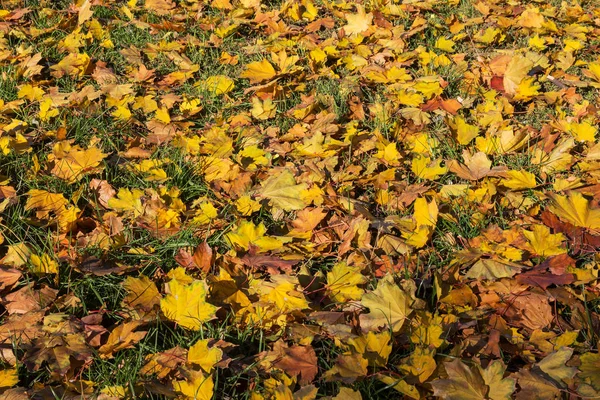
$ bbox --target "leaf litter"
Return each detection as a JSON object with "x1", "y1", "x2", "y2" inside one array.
[{"x1": 0, "y1": 0, "x2": 599, "y2": 399}]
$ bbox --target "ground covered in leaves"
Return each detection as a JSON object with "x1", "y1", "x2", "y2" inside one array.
[{"x1": 0, "y1": 0, "x2": 599, "y2": 398}]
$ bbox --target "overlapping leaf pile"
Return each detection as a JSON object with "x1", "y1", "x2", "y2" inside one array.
[{"x1": 0, "y1": 0, "x2": 599, "y2": 398}]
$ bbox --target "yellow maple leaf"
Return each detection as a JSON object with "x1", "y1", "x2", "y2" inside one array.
[
  {"x1": 154, "y1": 107, "x2": 171, "y2": 124},
  {"x1": 215, "y1": 23, "x2": 239, "y2": 38},
  {"x1": 517, "y1": 6, "x2": 544, "y2": 28},
  {"x1": 586, "y1": 61, "x2": 600, "y2": 82},
  {"x1": 413, "y1": 79, "x2": 443, "y2": 98},
  {"x1": 122, "y1": 275, "x2": 161, "y2": 312},
  {"x1": 408, "y1": 132, "x2": 438, "y2": 155},
  {"x1": 51, "y1": 144, "x2": 106, "y2": 183},
  {"x1": 403, "y1": 225, "x2": 431, "y2": 248},
  {"x1": 514, "y1": 77, "x2": 540, "y2": 101},
  {"x1": 359, "y1": 276, "x2": 413, "y2": 332},
  {"x1": 537, "y1": 347, "x2": 577, "y2": 383},
  {"x1": 579, "y1": 353, "x2": 600, "y2": 389},
  {"x1": 410, "y1": 312, "x2": 451, "y2": 348},
  {"x1": 501, "y1": 169, "x2": 537, "y2": 190},
  {"x1": 531, "y1": 138, "x2": 574, "y2": 173},
  {"x1": 396, "y1": 91, "x2": 424, "y2": 107},
  {"x1": 160, "y1": 279, "x2": 217, "y2": 331},
  {"x1": 100, "y1": 386, "x2": 128, "y2": 398},
  {"x1": 529, "y1": 35, "x2": 547, "y2": 51},
  {"x1": 435, "y1": 37, "x2": 455, "y2": 52},
  {"x1": 201, "y1": 157, "x2": 236, "y2": 182},
  {"x1": 112, "y1": 105, "x2": 132, "y2": 120},
  {"x1": 347, "y1": 331, "x2": 392, "y2": 367},
  {"x1": 258, "y1": 170, "x2": 308, "y2": 211},
  {"x1": 50, "y1": 52, "x2": 91, "y2": 78},
  {"x1": 134, "y1": 95, "x2": 158, "y2": 113},
  {"x1": 413, "y1": 197, "x2": 438, "y2": 228},
  {"x1": 251, "y1": 97, "x2": 277, "y2": 120},
  {"x1": 225, "y1": 220, "x2": 283, "y2": 252},
  {"x1": 564, "y1": 38, "x2": 583, "y2": 52},
  {"x1": 99, "y1": 321, "x2": 147, "y2": 359},
  {"x1": 235, "y1": 195, "x2": 261, "y2": 216},
  {"x1": 77, "y1": 0, "x2": 93, "y2": 25},
  {"x1": 474, "y1": 27, "x2": 505, "y2": 44},
  {"x1": 240, "y1": 59, "x2": 277, "y2": 84},
  {"x1": 0, "y1": 242, "x2": 31, "y2": 268},
  {"x1": 167, "y1": 267, "x2": 195, "y2": 285},
  {"x1": 202, "y1": 75, "x2": 235, "y2": 95},
  {"x1": 411, "y1": 155, "x2": 447, "y2": 180},
  {"x1": 129, "y1": 159, "x2": 168, "y2": 182},
  {"x1": 25, "y1": 189, "x2": 68, "y2": 218},
  {"x1": 503, "y1": 55, "x2": 534, "y2": 95},
  {"x1": 375, "y1": 142, "x2": 401, "y2": 166},
  {"x1": 569, "y1": 121, "x2": 597, "y2": 142},
  {"x1": 256, "y1": 275, "x2": 309, "y2": 313},
  {"x1": 30, "y1": 253, "x2": 59, "y2": 274},
  {"x1": 238, "y1": 145, "x2": 269, "y2": 170},
  {"x1": 309, "y1": 48, "x2": 327, "y2": 66},
  {"x1": 293, "y1": 131, "x2": 338, "y2": 159},
  {"x1": 17, "y1": 84, "x2": 45, "y2": 101},
  {"x1": 191, "y1": 202, "x2": 218, "y2": 225},
  {"x1": 523, "y1": 225, "x2": 566, "y2": 257},
  {"x1": 39, "y1": 97, "x2": 59, "y2": 121},
  {"x1": 452, "y1": 115, "x2": 479, "y2": 145},
  {"x1": 547, "y1": 192, "x2": 600, "y2": 230},
  {"x1": 399, "y1": 346, "x2": 437, "y2": 383},
  {"x1": 188, "y1": 339, "x2": 223, "y2": 372},
  {"x1": 323, "y1": 352, "x2": 368, "y2": 381},
  {"x1": 343, "y1": 5, "x2": 373, "y2": 36},
  {"x1": 0, "y1": 368, "x2": 18, "y2": 388},
  {"x1": 377, "y1": 376, "x2": 420, "y2": 399},
  {"x1": 108, "y1": 188, "x2": 144, "y2": 218},
  {"x1": 173, "y1": 370, "x2": 214, "y2": 400},
  {"x1": 326, "y1": 262, "x2": 367, "y2": 303},
  {"x1": 465, "y1": 258, "x2": 519, "y2": 280}
]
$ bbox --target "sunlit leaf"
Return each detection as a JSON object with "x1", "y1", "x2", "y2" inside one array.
[{"x1": 160, "y1": 279, "x2": 217, "y2": 331}]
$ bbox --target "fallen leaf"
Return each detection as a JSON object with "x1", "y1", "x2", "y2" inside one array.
[
  {"x1": 257, "y1": 169, "x2": 308, "y2": 211},
  {"x1": 431, "y1": 359, "x2": 488, "y2": 400},
  {"x1": 160, "y1": 279, "x2": 217, "y2": 330},
  {"x1": 271, "y1": 344, "x2": 319, "y2": 385},
  {"x1": 359, "y1": 277, "x2": 413, "y2": 332},
  {"x1": 99, "y1": 321, "x2": 147, "y2": 359}
]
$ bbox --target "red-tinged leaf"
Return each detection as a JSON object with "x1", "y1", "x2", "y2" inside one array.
[
  {"x1": 543, "y1": 253, "x2": 576, "y2": 275},
  {"x1": 542, "y1": 210, "x2": 600, "y2": 254},
  {"x1": 193, "y1": 242, "x2": 213, "y2": 274},
  {"x1": 306, "y1": 17, "x2": 335, "y2": 32},
  {"x1": 490, "y1": 75, "x2": 505, "y2": 92},
  {"x1": 175, "y1": 242, "x2": 213, "y2": 273},
  {"x1": 515, "y1": 268, "x2": 575, "y2": 289},
  {"x1": 5, "y1": 8, "x2": 32, "y2": 21},
  {"x1": 516, "y1": 254, "x2": 576, "y2": 289},
  {"x1": 240, "y1": 246, "x2": 298, "y2": 274},
  {"x1": 81, "y1": 314, "x2": 108, "y2": 348},
  {"x1": 89, "y1": 179, "x2": 116, "y2": 208},
  {"x1": 271, "y1": 344, "x2": 319, "y2": 385},
  {"x1": 0, "y1": 266, "x2": 22, "y2": 292},
  {"x1": 175, "y1": 249, "x2": 196, "y2": 270},
  {"x1": 0, "y1": 185, "x2": 17, "y2": 203},
  {"x1": 140, "y1": 346, "x2": 188, "y2": 379},
  {"x1": 421, "y1": 97, "x2": 461, "y2": 115}
]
